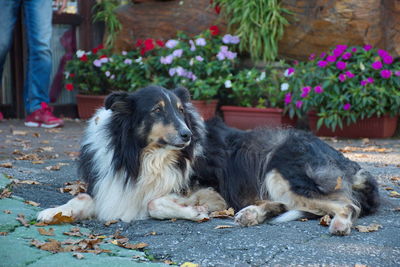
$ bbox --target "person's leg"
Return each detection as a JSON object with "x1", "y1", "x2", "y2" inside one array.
[
  {"x1": 0, "y1": 0, "x2": 21, "y2": 80},
  {"x1": 23, "y1": 0, "x2": 63, "y2": 127}
]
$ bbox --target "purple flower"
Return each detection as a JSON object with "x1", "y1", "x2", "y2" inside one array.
[
  {"x1": 309, "y1": 53, "x2": 316, "y2": 61},
  {"x1": 296, "y1": 101, "x2": 303, "y2": 109},
  {"x1": 351, "y1": 47, "x2": 357, "y2": 53},
  {"x1": 230, "y1": 36, "x2": 240, "y2": 44},
  {"x1": 220, "y1": 46, "x2": 228, "y2": 53},
  {"x1": 382, "y1": 55, "x2": 393, "y2": 64},
  {"x1": 363, "y1": 44, "x2": 372, "y2": 51},
  {"x1": 326, "y1": 55, "x2": 337, "y2": 62},
  {"x1": 319, "y1": 52, "x2": 327, "y2": 58},
  {"x1": 345, "y1": 71, "x2": 355, "y2": 79},
  {"x1": 173, "y1": 49, "x2": 183, "y2": 58},
  {"x1": 371, "y1": 61, "x2": 383, "y2": 70},
  {"x1": 123, "y1": 59, "x2": 132, "y2": 65},
  {"x1": 300, "y1": 86, "x2": 311, "y2": 98},
  {"x1": 342, "y1": 52, "x2": 352, "y2": 60},
  {"x1": 361, "y1": 80, "x2": 368, "y2": 86},
  {"x1": 314, "y1": 85, "x2": 323, "y2": 94},
  {"x1": 317, "y1": 60, "x2": 328, "y2": 68},
  {"x1": 189, "y1": 40, "x2": 196, "y2": 51},
  {"x1": 105, "y1": 71, "x2": 111, "y2": 77},
  {"x1": 378, "y1": 49, "x2": 389, "y2": 58},
  {"x1": 195, "y1": 38, "x2": 206, "y2": 46},
  {"x1": 225, "y1": 51, "x2": 237, "y2": 60},
  {"x1": 216, "y1": 52, "x2": 225, "y2": 61},
  {"x1": 176, "y1": 66, "x2": 186, "y2": 76},
  {"x1": 380, "y1": 69, "x2": 392, "y2": 79},
  {"x1": 336, "y1": 61, "x2": 347, "y2": 70},
  {"x1": 343, "y1": 103, "x2": 351, "y2": 111},
  {"x1": 336, "y1": 44, "x2": 348, "y2": 51},
  {"x1": 122, "y1": 51, "x2": 127, "y2": 56},
  {"x1": 338, "y1": 73, "x2": 347, "y2": 82},
  {"x1": 100, "y1": 57, "x2": 108, "y2": 63},
  {"x1": 284, "y1": 93, "x2": 292, "y2": 104},
  {"x1": 367, "y1": 77, "x2": 374, "y2": 84},
  {"x1": 195, "y1": 55, "x2": 204, "y2": 62},
  {"x1": 165, "y1": 39, "x2": 178, "y2": 49},
  {"x1": 333, "y1": 48, "x2": 344, "y2": 57},
  {"x1": 168, "y1": 68, "x2": 176, "y2": 76},
  {"x1": 395, "y1": 70, "x2": 400, "y2": 77},
  {"x1": 222, "y1": 34, "x2": 233, "y2": 44},
  {"x1": 93, "y1": 59, "x2": 102, "y2": 67},
  {"x1": 284, "y1": 68, "x2": 295, "y2": 77}
]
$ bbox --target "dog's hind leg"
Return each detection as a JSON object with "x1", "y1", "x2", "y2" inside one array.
[
  {"x1": 37, "y1": 193, "x2": 95, "y2": 222},
  {"x1": 234, "y1": 200, "x2": 287, "y2": 226},
  {"x1": 148, "y1": 194, "x2": 209, "y2": 221},
  {"x1": 178, "y1": 188, "x2": 228, "y2": 212}
]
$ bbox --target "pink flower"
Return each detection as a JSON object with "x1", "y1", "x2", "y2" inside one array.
[
  {"x1": 333, "y1": 48, "x2": 344, "y2": 57},
  {"x1": 338, "y1": 73, "x2": 347, "y2": 82},
  {"x1": 314, "y1": 85, "x2": 323, "y2": 94},
  {"x1": 343, "y1": 103, "x2": 351, "y2": 111},
  {"x1": 342, "y1": 52, "x2": 352, "y2": 60},
  {"x1": 380, "y1": 69, "x2": 392, "y2": 79},
  {"x1": 309, "y1": 53, "x2": 316, "y2": 60},
  {"x1": 284, "y1": 68, "x2": 295, "y2": 77},
  {"x1": 284, "y1": 93, "x2": 292, "y2": 105},
  {"x1": 317, "y1": 60, "x2": 328, "y2": 68},
  {"x1": 320, "y1": 52, "x2": 326, "y2": 58},
  {"x1": 395, "y1": 70, "x2": 400, "y2": 77},
  {"x1": 293, "y1": 60, "x2": 299, "y2": 65},
  {"x1": 378, "y1": 49, "x2": 389, "y2": 58},
  {"x1": 363, "y1": 44, "x2": 372, "y2": 51},
  {"x1": 361, "y1": 80, "x2": 368, "y2": 86},
  {"x1": 300, "y1": 86, "x2": 311, "y2": 98},
  {"x1": 351, "y1": 47, "x2": 357, "y2": 53},
  {"x1": 336, "y1": 61, "x2": 347, "y2": 70},
  {"x1": 371, "y1": 61, "x2": 383, "y2": 70},
  {"x1": 336, "y1": 44, "x2": 348, "y2": 51},
  {"x1": 382, "y1": 55, "x2": 393, "y2": 64},
  {"x1": 367, "y1": 77, "x2": 374, "y2": 84},
  {"x1": 326, "y1": 55, "x2": 337, "y2": 62},
  {"x1": 296, "y1": 101, "x2": 303, "y2": 109},
  {"x1": 345, "y1": 71, "x2": 355, "y2": 78}
]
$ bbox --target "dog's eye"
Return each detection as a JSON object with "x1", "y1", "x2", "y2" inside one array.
[
  {"x1": 179, "y1": 107, "x2": 184, "y2": 113},
  {"x1": 153, "y1": 106, "x2": 162, "y2": 113}
]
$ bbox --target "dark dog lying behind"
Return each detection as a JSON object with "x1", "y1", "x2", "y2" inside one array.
[{"x1": 37, "y1": 86, "x2": 379, "y2": 236}]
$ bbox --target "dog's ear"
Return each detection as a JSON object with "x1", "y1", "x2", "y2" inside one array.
[
  {"x1": 105, "y1": 92, "x2": 131, "y2": 112},
  {"x1": 173, "y1": 87, "x2": 191, "y2": 103}
]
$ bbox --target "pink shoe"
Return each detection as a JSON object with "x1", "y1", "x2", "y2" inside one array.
[
  {"x1": 24, "y1": 102, "x2": 64, "y2": 128},
  {"x1": 0, "y1": 112, "x2": 3, "y2": 121}
]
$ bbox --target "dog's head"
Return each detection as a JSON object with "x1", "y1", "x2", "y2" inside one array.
[{"x1": 105, "y1": 85, "x2": 193, "y2": 150}]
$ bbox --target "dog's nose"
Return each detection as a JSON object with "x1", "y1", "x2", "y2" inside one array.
[{"x1": 179, "y1": 129, "x2": 192, "y2": 142}]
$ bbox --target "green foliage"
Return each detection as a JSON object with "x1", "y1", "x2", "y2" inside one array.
[{"x1": 213, "y1": 0, "x2": 291, "y2": 62}]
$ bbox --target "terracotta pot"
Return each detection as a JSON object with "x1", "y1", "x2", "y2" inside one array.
[
  {"x1": 76, "y1": 94, "x2": 107, "y2": 120},
  {"x1": 221, "y1": 106, "x2": 296, "y2": 130},
  {"x1": 308, "y1": 113, "x2": 399, "y2": 138},
  {"x1": 191, "y1": 100, "x2": 218, "y2": 121}
]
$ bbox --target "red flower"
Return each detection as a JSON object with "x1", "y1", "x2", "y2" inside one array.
[
  {"x1": 135, "y1": 39, "x2": 143, "y2": 47},
  {"x1": 92, "y1": 47, "x2": 99, "y2": 54},
  {"x1": 209, "y1": 25, "x2": 219, "y2": 36},
  {"x1": 80, "y1": 54, "x2": 88, "y2": 62},
  {"x1": 97, "y1": 44, "x2": 104, "y2": 50},
  {"x1": 215, "y1": 5, "x2": 221, "y2": 14},
  {"x1": 156, "y1": 40, "x2": 164, "y2": 47},
  {"x1": 65, "y1": 83, "x2": 74, "y2": 91},
  {"x1": 144, "y1": 39, "x2": 155, "y2": 51},
  {"x1": 69, "y1": 73, "x2": 75, "y2": 78},
  {"x1": 99, "y1": 55, "x2": 107, "y2": 59}
]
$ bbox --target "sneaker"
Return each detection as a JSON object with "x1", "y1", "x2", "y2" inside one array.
[{"x1": 24, "y1": 102, "x2": 64, "y2": 128}]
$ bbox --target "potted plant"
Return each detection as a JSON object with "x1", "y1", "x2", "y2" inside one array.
[
  {"x1": 284, "y1": 45, "x2": 400, "y2": 138},
  {"x1": 149, "y1": 26, "x2": 239, "y2": 120},
  {"x1": 221, "y1": 66, "x2": 296, "y2": 129}
]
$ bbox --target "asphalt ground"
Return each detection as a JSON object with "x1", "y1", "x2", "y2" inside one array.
[{"x1": 0, "y1": 119, "x2": 399, "y2": 266}]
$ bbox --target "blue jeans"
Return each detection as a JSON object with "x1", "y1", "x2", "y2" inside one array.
[{"x1": 0, "y1": 0, "x2": 53, "y2": 114}]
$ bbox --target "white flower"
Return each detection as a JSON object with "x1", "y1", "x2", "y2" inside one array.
[
  {"x1": 64, "y1": 71, "x2": 70, "y2": 79},
  {"x1": 224, "y1": 80, "x2": 232, "y2": 88},
  {"x1": 280, "y1": 83, "x2": 289, "y2": 91},
  {"x1": 259, "y1": 71, "x2": 266, "y2": 80},
  {"x1": 105, "y1": 71, "x2": 111, "y2": 77},
  {"x1": 122, "y1": 51, "x2": 127, "y2": 55},
  {"x1": 135, "y1": 57, "x2": 142, "y2": 63},
  {"x1": 165, "y1": 39, "x2": 179, "y2": 49},
  {"x1": 76, "y1": 50, "x2": 85, "y2": 58},
  {"x1": 360, "y1": 62, "x2": 365, "y2": 71}
]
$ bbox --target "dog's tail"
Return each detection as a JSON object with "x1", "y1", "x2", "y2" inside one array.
[{"x1": 269, "y1": 210, "x2": 305, "y2": 223}]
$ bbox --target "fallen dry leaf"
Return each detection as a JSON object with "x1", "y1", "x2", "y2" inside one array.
[
  {"x1": 16, "y1": 214, "x2": 30, "y2": 227},
  {"x1": 45, "y1": 164, "x2": 61, "y2": 171},
  {"x1": 334, "y1": 177, "x2": 343, "y2": 190},
  {"x1": 104, "y1": 220, "x2": 118, "y2": 227},
  {"x1": 0, "y1": 189, "x2": 12, "y2": 199},
  {"x1": 39, "y1": 239, "x2": 62, "y2": 253},
  {"x1": 354, "y1": 154, "x2": 368, "y2": 158},
  {"x1": 384, "y1": 187, "x2": 394, "y2": 191},
  {"x1": 394, "y1": 207, "x2": 400, "y2": 212},
  {"x1": 361, "y1": 138, "x2": 370, "y2": 145},
  {"x1": 145, "y1": 231, "x2": 157, "y2": 236},
  {"x1": 63, "y1": 227, "x2": 84, "y2": 237},
  {"x1": 35, "y1": 221, "x2": 49, "y2": 226},
  {"x1": 37, "y1": 228, "x2": 55, "y2": 236},
  {"x1": 210, "y1": 208, "x2": 235, "y2": 218},
  {"x1": 60, "y1": 181, "x2": 87, "y2": 195},
  {"x1": 47, "y1": 212, "x2": 75, "y2": 225},
  {"x1": 389, "y1": 191, "x2": 400, "y2": 198},
  {"x1": 37, "y1": 146, "x2": 54, "y2": 152},
  {"x1": 0, "y1": 162, "x2": 13, "y2": 168},
  {"x1": 0, "y1": 232, "x2": 8, "y2": 236},
  {"x1": 339, "y1": 146, "x2": 391, "y2": 153},
  {"x1": 40, "y1": 140, "x2": 50, "y2": 144},
  {"x1": 299, "y1": 218, "x2": 308, "y2": 222},
  {"x1": 354, "y1": 223, "x2": 382, "y2": 233},
  {"x1": 12, "y1": 130, "x2": 28, "y2": 136},
  {"x1": 197, "y1": 217, "x2": 210, "y2": 223},
  {"x1": 45, "y1": 128, "x2": 62, "y2": 133},
  {"x1": 214, "y1": 225, "x2": 234, "y2": 229},
  {"x1": 164, "y1": 260, "x2": 174, "y2": 265},
  {"x1": 4, "y1": 210, "x2": 11, "y2": 214},
  {"x1": 181, "y1": 262, "x2": 199, "y2": 267},
  {"x1": 25, "y1": 200, "x2": 40, "y2": 207},
  {"x1": 170, "y1": 218, "x2": 177, "y2": 222},
  {"x1": 65, "y1": 151, "x2": 80, "y2": 158},
  {"x1": 354, "y1": 264, "x2": 368, "y2": 267},
  {"x1": 15, "y1": 179, "x2": 41, "y2": 185},
  {"x1": 32, "y1": 132, "x2": 40, "y2": 138},
  {"x1": 73, "y1": 253, "x2": 85, "y2": 259},
  {"x1": 319, "y1": 215, "x2": 331, "y2": 226},
  {"x1": 122, "y1": 242, "x2": 149, "y2": 250},
  {"x1": 32, "y1": 160, "x2": 45, "y2": 164},
  {"x1": 390, "y1": 177, "x2": 400, "y2": 183},
  {"x1": 15, "y1": 153, "x2": 41, "y2": 161}
]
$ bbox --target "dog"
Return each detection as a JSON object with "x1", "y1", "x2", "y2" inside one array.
[{"x1": 38, "y1": 85, "x2": 379, "y2": 235}]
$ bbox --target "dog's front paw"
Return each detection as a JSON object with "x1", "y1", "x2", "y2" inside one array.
[
  {"x1": 329, "y1": 216, "x2": 352, "y2": 236},
  {"x1": 37, "y1": 207, "x2": 72, "y2": 223},
  {"x1": 192, "y1": 205, "x2": 209, "y2": 221},
  {"x1": 234, "y1": 205, "x2": 263, "y2": 227}
]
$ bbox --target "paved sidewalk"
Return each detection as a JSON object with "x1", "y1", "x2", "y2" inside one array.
[{"x1": 0, "y1": 119, "x2": 400, "y2": 266}]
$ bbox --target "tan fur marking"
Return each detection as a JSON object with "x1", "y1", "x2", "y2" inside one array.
[{"x1": 147, "y1": 123, "x2": 177, "y2": 143}]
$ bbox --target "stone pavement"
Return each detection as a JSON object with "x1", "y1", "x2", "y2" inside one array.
[{"x1": 0, "y1": 119, "x2": 399, "y2": 267}]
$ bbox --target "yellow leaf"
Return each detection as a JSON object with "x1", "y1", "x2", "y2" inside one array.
[
  {"x1": 319, "y1": 215, "x2": 331, "y2": 226},
  {"x1": 214, "y1": 225, "x2": 234, "y2": 229},
  {"x1": 334, "y1": 177, "x2": 342, "y2": 190},
  {"x1": 354, "y1": 224, "x2": 382, "y2": 233},
  {"x1": 181, "y1": 262, "x2": 199, "y2": 267}
]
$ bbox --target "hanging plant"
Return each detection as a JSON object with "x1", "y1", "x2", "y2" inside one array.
[{"x1": 212, "y1": 0, "x2": 292, "y2": 62}]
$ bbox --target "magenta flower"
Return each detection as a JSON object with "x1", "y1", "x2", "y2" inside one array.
[
  {"x1": 296, "y1": 101, "x2": 303, "y2": 109},
  {"x1": 326, "y1": 55, "x2": 337, "y2": 62},
  {"x1": 300, "y1": 86, "x2": 311, "y2": 98},
  {"x1": 361, "y1": 80, "x2": 368, "y2": 86},
  {"x1": 293, "y1": 60, "x2": 299, "y2": 65},
  {"x1": 284, "y1": 68, "x2": 295, "y2": 77},
  {"x1": 309, "y1": 53, "x2": 316, "y2": 60},
  {"x1": 314, "y1": 85, "x2": 323, "y2": 94},
  {"x1": 378, "y1": 49, "x2": 389, "y2": 58},
  {"x1": 284, "y1": 93, "x2": 292, "y2": 105},
  {"x1": 395, "y1": 70, "x2": 400, "y2": 77},
  {"x1": 367, "y1": 77, "x2": 374, "y2": 84},
  {"x1": 336, "y1": 61, "x2": 347, "y2": 70},
  {"x1": 363, "y1": 44, "x2": 372, "y2": 51},
  {"x1": 343, "y1": 103, "x2": 351, "y2": 111},
  {"x1": 345, "y1": 71, "x2": 355, "y2": 79},
  {"x1": 336, "y1": 44, "x2": 348, "y2": 51},
  {"x1": 371, "y1": 61, "x2": 383, "y2": 70},
  {"x1": 317, "y1": 60, "x2": 328, "y2": 68},
  {"x1": 333, "y1": 48, "x2": 343, "y2": 57},
  {"x1": 351, "y1": 47, "x2": 357, "y2": 53},
  {"x1": 382, "y1": 55, "x2": 393, "y2": 64},
  {"x1": 338, "y1": 74, "x2": 347, "y2": 82},
  {"x1": 342, "y1": 52, "x2": 352, "y2": 60},
  {"x1": 320, "y1": 52, "x2": 326, "y2": 58},
  {"x1": 380, "y1": 69, "x2": 392, "y2": 79}
]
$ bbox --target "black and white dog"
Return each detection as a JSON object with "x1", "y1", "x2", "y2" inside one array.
[{"x1": 38, "y1": 86, "x2": 379, "y2": 235}]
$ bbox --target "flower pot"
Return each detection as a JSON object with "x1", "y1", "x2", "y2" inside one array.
[
  {"x1": 308, "y1": 113, "x2": 399, "y2": 138},
  {"x1": 221, "y1": 106, "x2": 296, "y2": 130},
  {"x1": 76, "y1": 94, "x2": 107, "y2": 120},
  {"x1": 191, "y1": 100, "x2": 218, "y2": 121}
]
